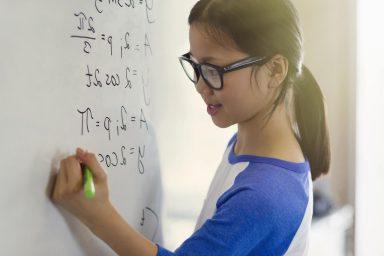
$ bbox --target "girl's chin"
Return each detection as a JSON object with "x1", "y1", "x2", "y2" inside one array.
[{"x1": 212, "y1": 117, "x2": 233, "y2": 128}]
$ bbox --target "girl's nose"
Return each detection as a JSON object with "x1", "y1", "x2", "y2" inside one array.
[{"x1": 195, "y1": 78, "x2": 214, "y2": 96}]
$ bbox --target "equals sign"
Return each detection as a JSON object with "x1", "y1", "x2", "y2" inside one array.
[
  {"x1": 129, "y1": 147, "x2": 135, "y2": 155},
  {"x1": 139, "y1": 0, "x2": 143, "y2": 4},
  {"x1": 101, "y1": 34, "x2": 106, "y2": 40},
  {"x1": 131, "y1": 116, "x2": 136, "y2": 122},
  {"x1": 96, "y1": 121, "x2": 100, "y2": 127},
  {"x1": 132, "y1": 70, "x2": 138, "y2": 76},
  {"x1": 135, "y1": 44, "x2": 140, "y2": 51}
]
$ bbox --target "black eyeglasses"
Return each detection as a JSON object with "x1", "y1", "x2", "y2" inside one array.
[{"x1": 178, "y1": 52, "x2": 268, "y2": 90}]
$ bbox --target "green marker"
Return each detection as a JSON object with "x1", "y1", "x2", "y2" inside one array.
[{"x1": 83, "y1": 165, "x2": 95, "y2": 199}]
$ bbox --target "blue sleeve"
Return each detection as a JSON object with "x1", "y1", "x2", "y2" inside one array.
[{"x1": 156, "y1": 187, "x2": 281, "y2": 256}]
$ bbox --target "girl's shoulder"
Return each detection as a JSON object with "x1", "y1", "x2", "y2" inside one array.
[
  {"x1": 212, "y1": 165, "x2": 312, "y2": 255},
  {"x1": 217, "y1": 162, "x2": 311, "y2": 214},
  {"x1": 217, "y1": 144, "x2": 312, "y2": 223},
  {"x1": 222, "y1": 132, "x2": 311, "y2": 213}
]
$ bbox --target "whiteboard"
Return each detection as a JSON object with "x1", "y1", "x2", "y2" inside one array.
[{"x1": 0, "y1": 0, "x2": 163, "y2": 254}]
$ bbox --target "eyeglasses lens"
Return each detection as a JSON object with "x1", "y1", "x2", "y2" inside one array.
[
  {"x1": 201, "y1": 65, "x2": 221, "y2": 89},
  {"x1": 180, "y1": 59, "x2": 197, "y2": 83}
]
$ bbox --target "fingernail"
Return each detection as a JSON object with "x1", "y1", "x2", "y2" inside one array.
[{"x1": 77, "y1": 148, "x2": 85, "y2": 155}]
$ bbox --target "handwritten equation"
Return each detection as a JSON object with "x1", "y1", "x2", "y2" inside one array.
[
  {"x1": 69, "y1": 0, "x2": 160, "y2": 240},
  {"x1": 84, "y1": 64, "x2": 144, "y2": 90},
  {"x1": 93, "y1": 0, "x2": 155, "y2": 24},
  {"x1": 70, "y1": 0, "x2": 155, "y2": 174},
  {"x1": 77, "y1": 106, "x2": 148, "y2": 141},
  {"x1": 140, "y1": 206, "x2": 160, "y2": 241},
  {"x1": 98, "y1": 144, "x2": 145, "y2": 173},
  {"x1": 71, "y1": 11, "x2": 152, "y2": 57}
]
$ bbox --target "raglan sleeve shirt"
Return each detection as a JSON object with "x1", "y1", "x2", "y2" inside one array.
[
  {"x1": 156, "y1": 182, "x2": 306, "y2": 256},
  {"x1": 157, "y1": 187, "x2": 271, "y2": 256},
  {"x1": 155, "y1": 132, "x2": 311, "y2": 256}
]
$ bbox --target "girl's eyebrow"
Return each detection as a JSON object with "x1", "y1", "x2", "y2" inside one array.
[{"x1": 189, "y1": 51, "x2": 220, "y2": 63}]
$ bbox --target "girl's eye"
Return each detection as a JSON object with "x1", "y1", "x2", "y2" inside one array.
[
  {"x1": 204, "y1": 67, "x2": 218, "y2": 76},
  {"x1": 208, "y1": 70, "x2": 218, "y2": 76}
]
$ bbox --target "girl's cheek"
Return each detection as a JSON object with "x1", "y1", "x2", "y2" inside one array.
[{"x1": 214, "y1": 89, "x2": 225, "y2": 101}]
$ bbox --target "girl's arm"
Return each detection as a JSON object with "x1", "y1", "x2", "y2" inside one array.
[
  {"x1": 88, "y1": 203, "x2": 157, "y2": 256},
  {"x1": 50, "y1": 148, "x2": 158, "y2": 256}
]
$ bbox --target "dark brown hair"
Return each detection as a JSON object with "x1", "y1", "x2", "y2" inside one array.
[{"x1": 189, "y1": 0, "x2": 330, "y2": 180}]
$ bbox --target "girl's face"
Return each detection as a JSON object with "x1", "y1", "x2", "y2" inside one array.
[{"x1": 189, "y1": 24, "x2": 277, "y2": 128}]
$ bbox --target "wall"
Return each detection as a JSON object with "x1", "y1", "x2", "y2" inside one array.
[
  {"x1": 355, "y1": 1, "x2": 384, "y2": 255},
  {"x1": 291, "y1": 0, "x2": 357, "y2": 207}
]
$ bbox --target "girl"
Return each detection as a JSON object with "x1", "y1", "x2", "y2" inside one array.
[{"x1": 51, "y1": 0, "x2": 330, "y2": 255}]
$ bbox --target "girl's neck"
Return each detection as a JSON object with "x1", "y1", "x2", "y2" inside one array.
[{"x1": 235, "y1": 104, "x2": 305, "y2": 163}]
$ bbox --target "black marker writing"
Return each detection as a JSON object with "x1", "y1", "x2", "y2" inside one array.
[{"x1": 77, "y1": 108, "x2": 94, "y2": 135}]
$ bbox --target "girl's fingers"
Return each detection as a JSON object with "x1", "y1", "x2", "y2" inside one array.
[
  {"x1": 76, "y1": 148, "x2": 107, "y2": 182},
  {"x1": 52, "y1": 159, "x2": 68, "y2": 202},
  {"x1": 52, "y1": 148, "x2": 106, "y2": 204},
  {"x1": 60, "y1": 158, "x2": 68, "y2": 184},
  {"x1": 65, "y1": 156, "x2": 82, "y2": 192}
]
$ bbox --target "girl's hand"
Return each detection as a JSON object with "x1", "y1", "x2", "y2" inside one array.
[
  {"x1": 51, "y1": 148, "x2": 158, "y2": 256},
  {"x1": 51, "y1": 148, "x2": 115, "y2": 229}
]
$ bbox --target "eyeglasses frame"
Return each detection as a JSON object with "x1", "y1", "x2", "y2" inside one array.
[{"x1": 178, "y1": 52, "x2": 269, "y2": 90}]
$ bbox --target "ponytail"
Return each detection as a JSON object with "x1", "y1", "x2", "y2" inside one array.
[{"x1": 294, "y1": 65, "x2": 331, "y2": 180}]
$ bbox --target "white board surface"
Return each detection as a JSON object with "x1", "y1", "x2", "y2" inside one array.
[{"x1": 0, "y1": 1, "x2": 163, "y2": 254}]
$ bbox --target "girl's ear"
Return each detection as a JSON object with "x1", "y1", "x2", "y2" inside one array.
[{"x1": 266, "y1": 54, "x2": 289, "y2": 88}]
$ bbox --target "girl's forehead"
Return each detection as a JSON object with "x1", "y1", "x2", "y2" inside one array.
[
  {"x1": 189, "y1": 24, "x2": 244, "y2": 64},
  {"x1": 189, "y1": 25, "x2": 223, "y2": 61}
]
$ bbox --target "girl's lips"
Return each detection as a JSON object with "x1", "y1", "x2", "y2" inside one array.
[{"x1": 207, "y1": 104, "x2": 222, "y2": 116}]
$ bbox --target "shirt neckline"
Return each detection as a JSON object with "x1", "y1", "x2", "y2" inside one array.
[{"x1": 227, "y1": 133, "x2": 310, "y2": 173}]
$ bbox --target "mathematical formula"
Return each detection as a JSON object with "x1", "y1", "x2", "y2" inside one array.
[
  {"x1": 77, "y1": 106, "x2": 148, "y2": 141},
  {"x1": 69, "y1": 0, "x2": 160, "y2": 237},
  {"x1": 71, "y1": 11, "x2": 152, "y2": 57}
]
